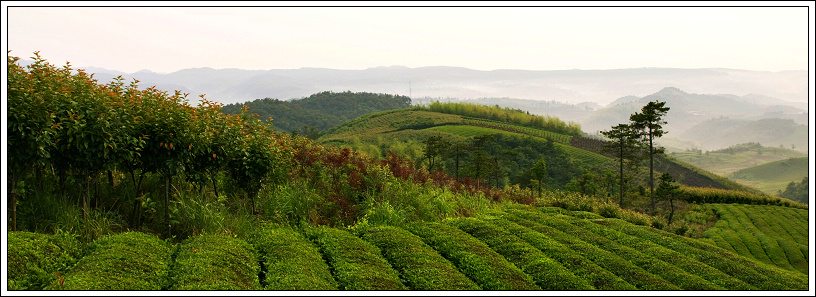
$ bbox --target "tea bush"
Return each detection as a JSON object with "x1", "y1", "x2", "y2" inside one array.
[
  {"x1": 169, "y1": 234, "x2": 261, "y2": 290},
  {"x1": 247, "y1": 226, "x2": 337, "y2": 290},
  {"x1": 405, "y1": 221, "x2": 539, "y2": 290},
  {"x1": 46, "y1": 232, "x2": 172, "y2": 290},
  {"x1": 7, "y1": 231, "x2": 83, "y2": 290},
  {"x1": 305, "y1": 226, "x2": 406, "y2": 290},
  {"x1": 360, "y1": 226, "x2": 480, "y2": 290}
]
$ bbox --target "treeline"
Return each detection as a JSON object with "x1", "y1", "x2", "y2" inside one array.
[
  {"x1": 414, "y1": 101, "x2": 582, "y2": 136},
  {"x1": 7, "y1": 53, "x2": 294, "y2": 236},
  {"x1": 221, "y1": 91, "x2": 411, "y2": 136}
]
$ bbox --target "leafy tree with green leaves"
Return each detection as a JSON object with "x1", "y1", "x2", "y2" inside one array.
[
  {"x1": 530, "y1": 158, "x2": 547, "y2": 198},
  {"x1": 629, "y1": 100, "x2": 670, "y2": 215},
  {"x1": 655, "y1": 172, "x2": 685, "y2": 225},
  {"x1": 422, "y1": 135, "x2": 449, "y2": 173},
  {"x1": 778, "y1": 176, "x2": 808, "y2": 204},
  {"x1": 601, "y1": 123, "x2": 643, "y2": 206}
]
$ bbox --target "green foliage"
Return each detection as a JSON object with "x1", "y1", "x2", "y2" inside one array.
[
  {"x1": 247, "y1": 226, "x2": 338, "y2": 290},
  {"x1": 681, "y1": 187, "x2": 806, "y2": 209},
  {"x1": 47, "y1": 232, "x2": 172, "y2": 290},
  {"x1": 359, "y1": 226, "x2": 481, "y2": 290},
  {"x1": 170, "y1": 234, "x2": 261, "y2": 290},
  {"x1": 503, "y1": 209, "x2": 678, "y2": 290},
  {"x1": 305, "y1": 226, "x2": 407, "y2": 290},
  {"x1": 221, "y1": 91, "x2": 412, "y2": 133},
  {"x1": 730, "y1": 158, "x2": 809, "y2": 196},
  {"x1": 475, "y1": 208, "x2": 637, "y2": 290},
  {"x1": 7, "y1": 231, "x2": 83, "y2": 290},
  {"x1": 447, "y1": 216, "x2": 594, "y2": 290},
  {"x1": 405, "y1": 222, "x2": 540, "y2": 290},
  {"x1": 597, "y1": 218, "x2": 809, "y2": 290},
  {"x1": 703, "y1": 204, "x2": 809, "y2": 275},
  {"x1": 415, "y1": 101, "x2": 582, "y2": 136},
  {"x1": 778, "y1": 175, "x2": 809, "y2": 204}
]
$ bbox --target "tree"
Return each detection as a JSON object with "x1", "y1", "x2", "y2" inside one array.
[
  {"x1": 422, "y1": 135, "x2": 449, "y2": 173},
  {"x1": 600, "y1": 123, "x2": 643, "y2": 206},
  {"x1": 630, "y1": 100, "x2": 670, "y2": 215},
  {"x1": 530, "y1": 158, "x2": 547, "y2": 198},
  {"x1": 655, "y1": 173, "x2": 684, "y2": 225}
]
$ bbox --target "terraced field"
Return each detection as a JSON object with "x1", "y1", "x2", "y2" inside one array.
[
  {"x1": 703, "y1": 204, "x2": 809, "y2": 275},
  {"x1": 11, "y1": 204, "x2": 808, "y2": 291}
]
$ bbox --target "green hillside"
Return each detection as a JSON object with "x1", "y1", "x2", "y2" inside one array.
[
  {"x1": 671, "y1": 143, "x2": 806, "y2": 176},
  {"x1": 221, "y1": 91, "x2": 412, "y2": 134},
  {"x1": 728, "y1": 157, "x2": 809, "y2": 195},
  {"x1": 11, "y1": 204, "x2": 808, "y2": 290},
  {"x1": 703, "y1": 204, "x2": 808, "y2": 275}
]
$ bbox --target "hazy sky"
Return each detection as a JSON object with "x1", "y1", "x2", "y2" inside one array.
[{"x1": 3, "y1": 4, "x2": 813, "y2": 73}]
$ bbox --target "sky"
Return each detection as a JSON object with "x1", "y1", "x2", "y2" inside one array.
[{"x1": 3, "y1": 3, "x2": 813, "y2": 74}]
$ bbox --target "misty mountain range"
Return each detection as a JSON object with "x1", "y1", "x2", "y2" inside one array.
[
  {"x1": 14, "y1": 60, "x2": 809, "y2": 152},
  {"x1": 18, "y1": 60, "x2": 806, "y2": 107}
]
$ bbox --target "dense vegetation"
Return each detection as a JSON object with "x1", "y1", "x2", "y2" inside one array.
[
  {"x1": 220, "y1": 91, "x2": 411, "y2": 137},
  {"x1": 11, "y1": 204, "x2": 808, "y2": 291},
  {"x1": 6, "y1": 53, "x2": 809, "y2": 291}
]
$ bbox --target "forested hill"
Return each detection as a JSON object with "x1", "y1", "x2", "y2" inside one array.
[{"x1": 221, "y1": 91, "x2": 411, "y2": 135}]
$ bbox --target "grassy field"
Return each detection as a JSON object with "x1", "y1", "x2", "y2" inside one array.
[
  {"x1": 14, "y1": 203, "x2": 808, "y2": 291},
  {"x1": 727, "y1": 157, "x2": 809, "y2": 195}
]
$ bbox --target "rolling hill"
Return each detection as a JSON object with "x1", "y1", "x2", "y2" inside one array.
[{"x1": 728, "y1": 157, "x2": 809, "y2": 196}]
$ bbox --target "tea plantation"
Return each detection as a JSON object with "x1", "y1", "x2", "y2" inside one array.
[{"x1": 9, "y1": 204, "x2": 808, "y2": 291}]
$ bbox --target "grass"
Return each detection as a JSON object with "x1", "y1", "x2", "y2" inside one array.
[
  {"x1": 359, "y1": 225, "x2": 481, "y2": 290},
  {"x1": 728, "y1": 157, "x2": 809, "y2": 195},
  {"x1": 169, "y1": 233, "x2": 261, "y2": 290},
  {"x1": 46, "y1": 231, "x2": 172, "y2": 290},
  {"x1": 247, "y1": 226, "x2": 338, "y2": 290},
  {"x1": 304, "y1": 226, "x2": 407, "y2": 290},
  {"x1": 405, "y1": 221, "x2": 540, "y2": 290}
]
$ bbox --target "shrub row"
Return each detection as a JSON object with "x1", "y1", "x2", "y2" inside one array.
[
  {"x1": 359, "y1": 225, "x2": 481, "y2": 290},
  {"x1": 681, "y1": 187, "x2": 807, "y2": 209},
  {"x1": 595, "y1": 218, "x2": 809, "y2": 290},
  {"x1": 7, "y1": 231, "x2": 83, "y2": 290},
  {"x1": 46, "y1": 232, "x2": 172, "y2": 290},
  {"x1": 445, "y1": 216, "x2": 594, "y2": 290},
  {"x1": 169, "y1": 234, "x2": 261, "y2": 290},
  {"x1": 707, "y1": 204, "x2": 808, "y2": 275},
  {"x1": 550, "y1": 211, "x2": 754, "y2": 290},
  {"x1": 510, "y1": 209, "x2": 717, "y2": 290},
  {"x1": 247, "y1": 226, "x2": 338, "y2": 290},
  {"x1": 405, "y1": 221, "x2": 540, "y2": 290},
  {"x1": 501, "y1": 209, "x2": 679, "y2": 290},
  {"x1": 305, "y1": 226, "x2": 406, "y2": 290},
  {"x1": 475, "y1": 208, "x2": 636, "y2": 290}
]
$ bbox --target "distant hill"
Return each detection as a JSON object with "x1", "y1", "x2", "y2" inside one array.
[
  {"x1": 220, "y1": 91, "x2": 411, "y2": 134},
  {"x1": 679, "y1": 118, "x2": 808, "y2": 153},
  {"x1": 19, "y1": 58, "x2": 806, "y2": 107},
  {"x1": 670, "y1": 143, "x2": 806, "y2": 176},
  {"x1": 728, "y1": 157, "x2": 809, "y2": 195}
]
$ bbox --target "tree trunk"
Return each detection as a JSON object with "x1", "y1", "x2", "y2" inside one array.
[
  {"x1": 165, "y1": 173, "x2": 172, "y2": 238},
  {"x1": 668, "y1": 198, "x2": 675, "y2": 226},
  {"x1": 649, "y1": 127, "x2": 655, "y2": 215}
]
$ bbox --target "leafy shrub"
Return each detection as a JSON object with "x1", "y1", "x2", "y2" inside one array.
[
  {"x1": 477, "y1": 208, "x2": 636, "y2": 290},
  {"x1": 7, "y1": 231, "x2": 83, "y2": 290},
  {"x1": 446, "y1": 216, "x2": 594, "y2": 290},
  {"x1": 169, "y1": 234, "x2": 261, "y2": 290},
  {"x1": 360, "y1": 226, "x2": 480, "y2": 290},
  {"x1": 405, "y1": 221, "x2": 539, "y2": 290},
  {"x1": 47, "y1": 231, "x2": 172, "y2": 290},
  {"x1": 305, "y1": 226, "x2": 406, "y2": 290},
  {"x1": 597, "y1": 218, "x2": 809, "y2": 290},
  {"x1": 503, "y1": 209, "x2": 680, "y2": 290},
  {"x1": 247, "y1": 226, "x2": 337, "y2": 290}
]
